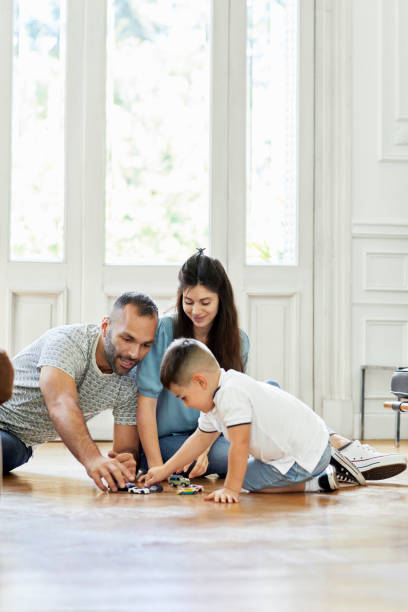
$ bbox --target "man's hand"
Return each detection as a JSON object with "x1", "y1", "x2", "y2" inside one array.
[
  {"x1": 204, "y1": 487, "x2": 240, "y2": 504},
  {"x1": 184, "y1": 451, "x2": 209, "y2": 479},
  {"x1": 108, "y1": 450, "x2": 136, "y2": 482},
  {"x1": 143, "y1": 465, "x2": 168, "y2": 487},
  {"x1": 85, "y1": 455, "x2": 134, "y2": 492}
]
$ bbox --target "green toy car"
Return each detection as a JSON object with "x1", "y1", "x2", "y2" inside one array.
[{"x1": 168, "y1": 474, "x2": 190, "y2": 487}]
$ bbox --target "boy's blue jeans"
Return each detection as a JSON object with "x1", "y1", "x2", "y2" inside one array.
[
  {"x1": 1, "y1": 429, "x2": 32, "y2": 474},
  {"x1": 242, "y1": 441, "x2": 332, "y2": 492}
]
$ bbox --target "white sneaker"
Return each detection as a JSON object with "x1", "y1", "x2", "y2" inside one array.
[
  {"x1": 339, "y1": 440, "x2": 408, "y2": 480},
  {"x1": 330, "y1": 448, "x2": 366, "y2": 486}
]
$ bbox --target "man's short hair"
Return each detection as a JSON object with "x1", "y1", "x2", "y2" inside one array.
[
  {"x1": 160, "y1": 338, "x2": 219, "y2": 389},
  {"x1": 111, "y1": 292, "x2": 158, "y2": 320}
]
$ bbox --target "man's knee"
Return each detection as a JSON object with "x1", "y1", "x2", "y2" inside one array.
[
  {"x1": 0, "y1": 350, "x2": 14, "y2": 404},
  {"x1": 1, "y1": 430, "x2": 32, "y2": 474}
]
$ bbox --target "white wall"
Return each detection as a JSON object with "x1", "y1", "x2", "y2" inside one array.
[{"x1": 351, "y1": 0, "x2": 408, "y2": 438}]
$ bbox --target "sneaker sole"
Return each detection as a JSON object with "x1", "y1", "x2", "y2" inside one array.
[
  {"x1": 359, "y1": 462, "x2": 407, "y2": 480},
  {"x1": 326, "y1": 465, "x2": 339, "y2": 491},
  {"x1": 330, "y1": 449, "x2": 367, "y2": 486}
]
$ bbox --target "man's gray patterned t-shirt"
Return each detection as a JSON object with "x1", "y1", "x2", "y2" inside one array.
[{"x1": 0, "y1": 324, "x2": 138, "y2": 448}]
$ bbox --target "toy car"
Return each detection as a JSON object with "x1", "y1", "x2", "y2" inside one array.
[
  {"x1": 168, "y1": 474, "x2": 190, "y2": 487},
  {"x1": 127, "y1": 483, "x2": 163, "y2": 494},
  {"x1": 148, "y1": 483, "x2": 163, "y2": 493},
  {"x1": 109, "y1": 481, "x2": 136, "y2": 492},
  {"x1": 127, "y1": 486, "x2": 151, "y2": 494},
  {"x1": 177, "y1": 485, "x2": 204, "y2": 495}
]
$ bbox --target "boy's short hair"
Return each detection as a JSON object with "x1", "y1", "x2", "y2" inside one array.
[{"x1": 160, "y1": 338, "x2": 219, "y2": 388}]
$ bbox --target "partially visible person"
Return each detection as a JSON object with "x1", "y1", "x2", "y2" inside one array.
[
  {"x1": 0, "y1": 292, "x2": 158, "y2": 491},
  {"x1": 0, "y1": 350, "x2": 14, "y2": 404},
  {"x1": 144, "y1": 339, "x2": 366, "y2": 503},
  {"x1": 137, "y1": 249, "x2": 406, "y2": 483},
  {"x1": 137, "y1": 249, "x2": 248, "y2": 478}
]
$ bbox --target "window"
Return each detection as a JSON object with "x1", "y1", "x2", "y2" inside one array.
[
  {"x1": 10, "y1": 0, "x2": 65, "y2": 262},
  {"x1": 247, "y1": 0, "x2": 297, "y2": 265},
  {"x1": 105, "y1": 0, "x2": 210, "y2": 265}
]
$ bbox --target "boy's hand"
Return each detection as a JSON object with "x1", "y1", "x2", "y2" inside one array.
[
  {"x1": 144, "y1": 465, "x2": 168, "y2": 487},
  {"x1": 204, "y1": 487, "x2": 240, "y2": 504}
]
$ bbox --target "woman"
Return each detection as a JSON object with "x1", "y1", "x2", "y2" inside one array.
[
  {"x1": 137, "y1": 250, "x2": 407, "y2": 481},
  {"x1": 137, "y1": 249, "x2": 247, "y2": 477}
]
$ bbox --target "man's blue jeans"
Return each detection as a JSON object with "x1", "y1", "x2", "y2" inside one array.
[{"x1": 1, "y1": 429, "x2": 32, "y2": 474}]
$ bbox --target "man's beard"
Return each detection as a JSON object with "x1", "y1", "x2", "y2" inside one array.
[{"x1": 103, "y1": 329, "x2": 139, "y2": 375}]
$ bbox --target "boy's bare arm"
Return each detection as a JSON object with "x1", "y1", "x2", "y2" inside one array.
[
  {"x1": 143, "y1": 428, "x2": 219, "y2": 485},
  {"x1": 205, "y1": 424, "x2": 250, "y2": 503},
  {"x1": 0, "y1": 350, "x2": 14, "y2": 404}
]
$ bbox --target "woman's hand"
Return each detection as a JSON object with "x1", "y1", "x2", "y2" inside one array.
[
  {"x1": 204, "y1": 487, "x2": 240, "y2": 504},
  {"x1": 183, "y1": 451, "x2": 209, "y2": 479}
]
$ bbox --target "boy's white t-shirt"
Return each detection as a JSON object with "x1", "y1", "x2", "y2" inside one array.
[{"x1": 198, "y1": 369, "x2": 329, "y2": 475}]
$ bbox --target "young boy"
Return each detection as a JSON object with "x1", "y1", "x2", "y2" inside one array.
[{"x1": 143, "y1": 339, "x2": 365, "y2": 503}]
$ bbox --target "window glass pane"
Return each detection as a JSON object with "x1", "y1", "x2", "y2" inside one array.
[
  {"x1": 247, "y1": 0, "x2": 297, "y2": 265},
  {"x1": 10, "y1": 0, "x2": 65, "y2": 262},
  {"x1": 106, "y1": 0, "x2": 210, "y2": 265}
]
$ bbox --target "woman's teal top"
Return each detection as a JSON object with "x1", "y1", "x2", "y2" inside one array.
[{"x1": 136, "y1": 315, "x2": 250, "y2": 437}]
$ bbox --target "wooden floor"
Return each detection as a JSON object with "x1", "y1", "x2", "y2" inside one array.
[{"x1": 1, "y1": 441, "x2": 408, "y2": 612}]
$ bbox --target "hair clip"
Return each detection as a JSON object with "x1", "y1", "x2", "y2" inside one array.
[{"x1": 196, "y1": 247, "x2": 206, "y2": 256}]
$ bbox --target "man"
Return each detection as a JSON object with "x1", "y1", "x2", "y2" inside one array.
[{"x1": 0, "y1": 292, "x2": 158, "y2": 491}]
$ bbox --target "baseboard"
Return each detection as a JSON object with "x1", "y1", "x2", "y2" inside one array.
[{"x1": 354, "y1": 411, "x2": 408, "y2": 440}]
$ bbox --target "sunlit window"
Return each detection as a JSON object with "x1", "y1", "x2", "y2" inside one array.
[
  {"x1": 105, "y1": 0, "x2": 210, "y2": 265},
  {"x1": 247, "y1": 0, "x2": 297, "y2": 265},
  {"x1": 10, "y1": 0, "x2": 65, "y2": 262}
]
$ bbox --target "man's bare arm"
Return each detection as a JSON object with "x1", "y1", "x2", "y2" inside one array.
[
  {"x1": 39, "y1": 365, "x2": 133, "y2": 491},
  {"x1": 107, "y1": 424, "x2": 139, "y2": 479}
]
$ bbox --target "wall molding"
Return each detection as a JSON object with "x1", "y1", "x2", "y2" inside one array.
[
  {"x1": 364, "y1": 251, "x2": 408, "y2": 292},
  {"x1": 363, "y1": 317, "x2": 407, "y2": 367},
  {"x1": 352, "y1": 221, "x2": 408, "y2": 238},
  {"x1": 5, "y1": 288, "x2": 67, "y2": 354},
  {"x1": 378, "y1": 0, "x2": 408, "y2": 161},
  {"x1": 314, "y1": 0, "x2": 353, "y2": 431},
  {"x1": 246, "y1": 292, "x2": 299, "y2": 395}
]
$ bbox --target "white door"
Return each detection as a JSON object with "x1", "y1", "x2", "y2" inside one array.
[{"x1": 0, "y1": 0, "x2": 314, "y2": 439}]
